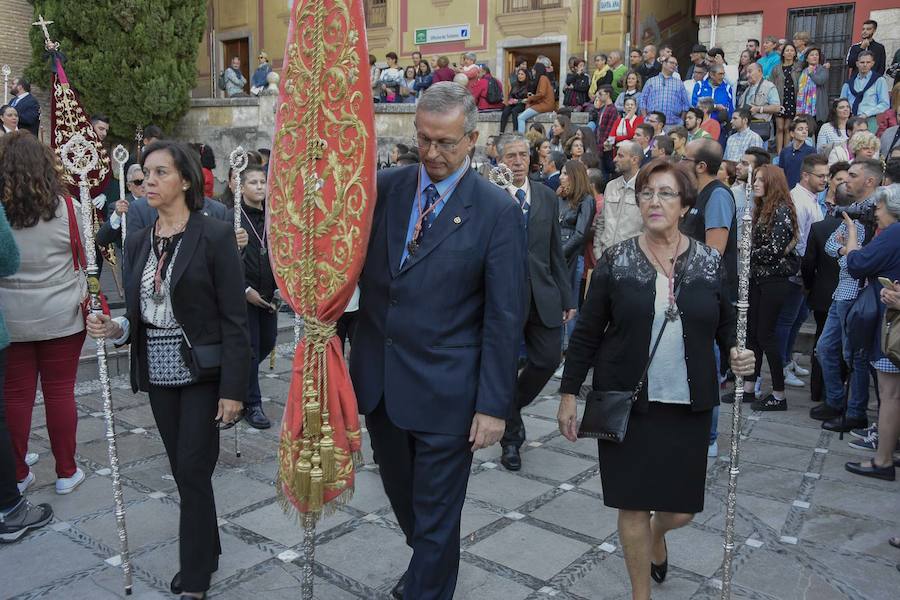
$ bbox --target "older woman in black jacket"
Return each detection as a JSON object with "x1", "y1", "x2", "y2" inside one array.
[
  {"x1": 87, "y1": 141, "x2": 250, "y2": 600},
  {"x1": 557, "y1": 159, "x2": 595, "y2": 349},
  {"x1": 557, "y1": 159, "x2": 754, "y2": 600}
]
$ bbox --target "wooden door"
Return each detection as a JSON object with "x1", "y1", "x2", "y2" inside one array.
[{"x1": 222, "y1": 38, "x2": 251, "y2": 95}]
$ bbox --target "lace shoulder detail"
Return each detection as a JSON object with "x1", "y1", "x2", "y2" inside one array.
[
  {"x1": 602, "y1": 237, "x2": 723, "y2": 287},
  {"x1": 604, "y1": 237, "x2": 657, "y2": 285}
]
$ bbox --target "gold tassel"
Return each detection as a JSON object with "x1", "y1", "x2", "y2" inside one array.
[
  {"x1": 269, "y1": 349, "x2": 276, "y2": 370},
  {"x1": 305, "y1": 401, "x2": 321, "y2": 437},
  {"x1": 308, "y1": 452, "x2": 323, "y2": 511},
  {"x1": 297, "y1": 442, "x2": 313, "y2": 498},
  {"x1": 320, "y1": 424, "x2": 335, "y2": 483}
]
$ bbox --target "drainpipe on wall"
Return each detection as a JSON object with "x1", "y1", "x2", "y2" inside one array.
[{"x1": 625, "y1": 0, "x2": 634, "y2": 57}]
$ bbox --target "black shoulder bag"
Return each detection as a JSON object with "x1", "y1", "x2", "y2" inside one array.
[{"x1": 577, "y1": 265, "x2": 686, "y2": 443}]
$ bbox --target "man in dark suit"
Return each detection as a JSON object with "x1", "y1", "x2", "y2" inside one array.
[
  {"x1": 540, "y1": 151, "x2": 564, "y2": 192},
  {"x1": 350, "y1": 83, "x2": 527, "y2": 600},
  {"x1": 494, "y1": 132, "x2": 574, "y2": 471},
  {"x1": 8, "y1": 79, "x2": 39, "y2": 136},
  {"x1": 802, "y1": 179, "x2": 850, "y2": 403}
]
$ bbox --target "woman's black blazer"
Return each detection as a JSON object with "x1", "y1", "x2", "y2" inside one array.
[
  {"x1": 122, "y1": 210, "x2": 251, "y2": 401},
  {"x1": 560, "y1": 237, "x2": 736, "y2": 412}
]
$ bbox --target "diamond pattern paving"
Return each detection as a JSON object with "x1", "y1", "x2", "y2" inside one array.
[{"x1": 1, "y1": 349, "x2": 898, "y2": 599}]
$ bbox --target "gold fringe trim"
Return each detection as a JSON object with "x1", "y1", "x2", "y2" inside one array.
[{"x1": 276, "y1": 480, "x2": 356, "y2": 526}]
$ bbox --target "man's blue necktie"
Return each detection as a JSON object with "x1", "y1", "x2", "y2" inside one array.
[
  {"x1": 515, "y1": 188, "x2": 529, "y2": 228},
  {"x1": 415, "y1": 184, "x2": 439, "y2": 247}
]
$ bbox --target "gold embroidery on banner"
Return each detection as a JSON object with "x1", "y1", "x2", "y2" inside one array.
[{"x1": 270, "y1": 0, "x2": 369, "y2": 521}]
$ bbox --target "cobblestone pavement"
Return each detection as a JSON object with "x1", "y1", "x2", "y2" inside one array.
[{"x1": 1, "y1": 347, "x2": 898, "y2": 600}]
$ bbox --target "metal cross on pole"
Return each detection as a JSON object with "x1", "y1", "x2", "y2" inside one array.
[
  {"x1": 1, "y1": 65, "x2": 10, "y2": 105},
  {"x1": 60, "y1": 134, "x2": 133, "y2": 596},
  {"x1": 32, "y1": 14, "x2": 59, "y2": 50},
  {"x1": 229, "y1": 145, "x2": 249, "y2": 459},
  {"x1": 112, "y1": 145, "x2": 129, "y2": 250}
]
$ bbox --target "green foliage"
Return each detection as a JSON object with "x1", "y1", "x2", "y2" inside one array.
[{"x1": 26, "y1": 0, "x2": 207, "y2": 141}]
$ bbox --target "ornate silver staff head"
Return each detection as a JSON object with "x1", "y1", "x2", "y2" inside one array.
[
  {"x1": 488, "y1": 163, "x2": 514, "y2": 188},
  {"x1": 112, "y1": 144, "x2": 129, "y2": 168},
  {"x1": 60, "y1": 133, "x2": 99, "y2": 181},
  {"x1": 230, "y1": 146, "x2": 249, "y2": 173},
  {"x1": 1, "y1": 65, "x2": 10, "y2": 77}
]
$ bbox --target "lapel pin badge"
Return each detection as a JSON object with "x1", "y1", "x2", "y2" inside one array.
[{"x1": 453, "y1": 216, "x2": 461, "y2": 224}]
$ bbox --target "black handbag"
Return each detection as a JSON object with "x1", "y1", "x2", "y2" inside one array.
[
  {"x1": 847, "y1": 282, "x2": 879, "y2": 357},
  {"x1": 180, "y1": 331, "x2": 222, "y2": 383},
  {"x1": 577, "y1": 269, "x2": 685, "y2": 443}
]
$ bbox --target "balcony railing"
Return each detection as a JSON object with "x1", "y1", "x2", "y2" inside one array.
[
  {"x1": 502, "y1": 0, "x2": 562, "y2": 12},
  {"x1": 365, "y1": 0, "x2": 387, "y2": 28}
]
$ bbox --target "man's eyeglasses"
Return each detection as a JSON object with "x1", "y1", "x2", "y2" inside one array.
[
  {"x1": 415, "y1": 130, "x2": 473, "y2": 154},
  {"x1": 805, "y1": 171, "x2": 828, "y2": 180},
  {"x1": 128, "y1": 179, "x2": 144, "y2": 186}
]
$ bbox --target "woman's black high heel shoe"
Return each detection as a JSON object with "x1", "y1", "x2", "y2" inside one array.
[{"x1": 650, "y1": 538, "x2": 668, "y2": 583}]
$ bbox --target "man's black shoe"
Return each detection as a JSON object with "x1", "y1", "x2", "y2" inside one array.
[
  {"x1": 500, "y1": 446, "x2": 521, "y2": 471},
  {"x1": 245, "y1": 405, "x2": 271, "y2": 429},
  {"x1": 845, "y1": 460, "x2": 896, "y2": 481},
  {"x1": 391, "y1": 571, "x2": 408, "y2": 599},
  {"x1": 809, "y1": 403, "x2": 842, "y2": 421},
  {"x1": 822, "y1": 416, "x2": 867, "y2": 433}
]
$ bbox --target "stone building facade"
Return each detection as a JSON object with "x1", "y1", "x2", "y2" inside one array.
[{"x1": 0, "y1": 0, "x2": 50, "y2": 140}]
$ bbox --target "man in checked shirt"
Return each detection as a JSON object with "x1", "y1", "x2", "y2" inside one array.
[
  {"x1": 810, "y1": 158, "x2": 884, "y2": 432},
  {"x1": 640, "y1": 56, "x2": 691, "y2": 130}
]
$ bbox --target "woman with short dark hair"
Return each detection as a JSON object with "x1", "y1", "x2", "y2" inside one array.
[
  {"x1": 0, "y1": 106, "x2": 17, "y2": 135},
  {"x1": 86, "y1": 140, "x2": 250, "y2": 599},
  {"x1": 0, "y1": 132, "x2": 87, "y2": 497},
  {"x1": 558, "y1": 158, "x2": 753, "y2": 600}
]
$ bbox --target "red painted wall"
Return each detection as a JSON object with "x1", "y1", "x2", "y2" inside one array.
[{"x1": 695, "y1": 0, "x2": 897, "y2": 39}]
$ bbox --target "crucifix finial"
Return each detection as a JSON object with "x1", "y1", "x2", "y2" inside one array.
[{"x1": 32, "y1": 14, "x2": 59, "y2": 50}]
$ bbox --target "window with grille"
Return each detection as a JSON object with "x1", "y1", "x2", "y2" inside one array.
[
  {"x1": 365, "y1": 0, "x2": 387, "y2": 28},
  {"x1": 787, "y1": 4, "x2": 855, "y2": 101},
  {"x1": 502, "y1": 0, "x2": 563, "y2": 13}
]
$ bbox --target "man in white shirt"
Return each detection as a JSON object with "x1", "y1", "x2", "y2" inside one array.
[
  {"x1": 594, "y1": 140, "x2": 643, "y2": 258},
  {"x1": 778, "y1": 154, "x2": 829, "y2": 388},
  {"x1": 495, "y1": 133, "x2": 573, "y2": 471}
]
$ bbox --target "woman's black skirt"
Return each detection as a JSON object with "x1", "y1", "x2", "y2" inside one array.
[{"x1": 597, "y1": 401, "x2": 712, "y2": 514}]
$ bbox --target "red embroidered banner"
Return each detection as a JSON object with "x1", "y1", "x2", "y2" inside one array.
[
  {"x1": 50, "y1": 54, "x2": 111, "y2": 200},
  {"x1": 268, "y1": 0, "x2": 376, "y2": 517}
]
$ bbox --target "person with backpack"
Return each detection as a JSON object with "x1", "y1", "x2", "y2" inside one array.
[
  {"x1": 471, "y1": 65, "x2": 504, "y2": 111},
  {"x1": 220, "y1": 56, "x2": 248, "y2": 97}
]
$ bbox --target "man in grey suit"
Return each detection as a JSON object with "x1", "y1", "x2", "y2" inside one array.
[{"x1": 496, "y1": 133, "x2": 575, "y2": 471}]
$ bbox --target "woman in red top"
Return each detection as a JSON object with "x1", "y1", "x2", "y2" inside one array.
[
  {"x1": 197, "y1": 144, "x2": 216, "y2": 198},
  {"x1": 470, "y1": 66, "x2": 505, "y2": 111},
  {"x1": 609, "y1": 96, "x2": 643, "y2": 146}
]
